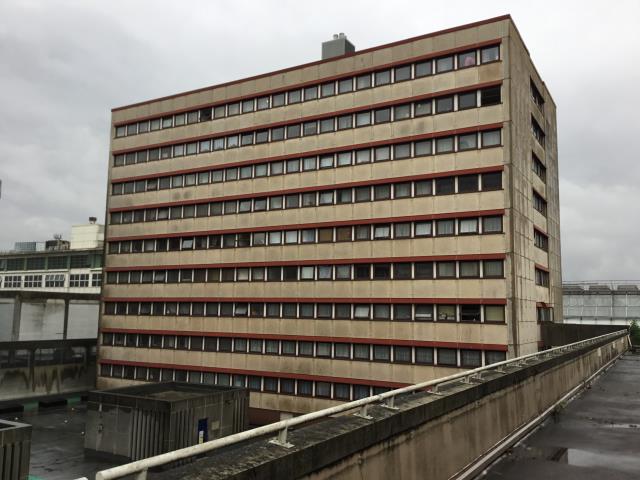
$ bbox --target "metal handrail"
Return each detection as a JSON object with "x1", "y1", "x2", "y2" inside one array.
[{"x1": 95, "y1": 329, "x2": 628, "y2": 480}]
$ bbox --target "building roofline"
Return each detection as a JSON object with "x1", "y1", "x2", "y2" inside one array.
[{"x1": 111, "y1": 14, "x2": 512, "y2": 113}]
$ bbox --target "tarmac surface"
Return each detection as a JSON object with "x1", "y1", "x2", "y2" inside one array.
[{"x1": 482, "y1": 352, "x2": 640, "y2": 480}]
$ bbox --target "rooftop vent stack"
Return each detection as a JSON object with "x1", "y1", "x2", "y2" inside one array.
[
  {"x1": 322, "y1": 33, "x2": 355, "y2": 60},
  {"x1": 89, "y1": 216, "x2": 97, "y2": 224}
]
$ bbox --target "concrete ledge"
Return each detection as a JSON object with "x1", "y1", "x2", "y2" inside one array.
[{"x1": 154, "y1": 333, "x2": 627, "y2": 480}]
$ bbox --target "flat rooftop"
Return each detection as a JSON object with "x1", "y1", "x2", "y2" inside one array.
[
  {"x1": 0, "y1": 404, "x2": 117, "y2": 480},
  {"x1": 482, "y1": 352, "x2": 640, "y2": 479},
  {"x1": 6, "y1": 354, "x2": 638, "y2": 479}
]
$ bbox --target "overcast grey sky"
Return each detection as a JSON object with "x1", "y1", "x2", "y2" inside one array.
[{"x1": 1, "y1": 0, "x2": 639, "y2": 280}]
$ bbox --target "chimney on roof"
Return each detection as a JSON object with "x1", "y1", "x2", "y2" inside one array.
[
  {"x1": 89, "y1": 216, "x2": 97, "y2": 224},
  {"x1": 322, "y1": 33, "x2": 355, "y2": 60}
]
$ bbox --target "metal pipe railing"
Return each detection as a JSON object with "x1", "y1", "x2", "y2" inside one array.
[{"x1": 95, "y1": 329, "x2": 628, "y2": 480}]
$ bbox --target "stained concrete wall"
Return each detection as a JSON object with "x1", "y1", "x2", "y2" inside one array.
[
  {"x1": 158, "y1": 332, "x2": 628, "y2": 480},
  {"x1": 0, "y1": 295, "x2": 99, "y2": 341},
  {"x1": 302, "y1": 339, "x2": 625, "y2": 480}
]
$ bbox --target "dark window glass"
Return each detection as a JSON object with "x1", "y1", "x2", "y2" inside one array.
[
  {"x1": 436, "y1": 56, "x2": 454, "y2": 73},
  {"x1": 481, "y1": 172, "x2": 502, "y2": 191},
  {"x1": 374, "y1": 70, "x2": 391, "y2": 86},
  {"x1": 458, "y1": 91, "x2": 477, "y2": 110},
  {"x1": 415, "y1": 60, "x2": 432, "y2": 77},
  {"x1": 394, "y1": 65, "x2": 411, "y2": 81},
  {"x1": 435, "y1": 96, "x2": 454, "y2": 113},
  {"x1": 481, "y1": 86, "x2": 501, "y2": 106},
  {"x1": 435, "y1": 177, "x2": 455, "y2": 195},
  {"x1": 458, "y1": 174, "x2": 478, "y2": 193}
]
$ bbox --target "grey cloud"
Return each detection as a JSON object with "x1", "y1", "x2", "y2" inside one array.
[{"x1": 1, "y1": 0, "x2": 639, "y2": 281}]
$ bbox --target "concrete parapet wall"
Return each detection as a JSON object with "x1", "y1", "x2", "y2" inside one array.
[
  {"x1": 161, "y1": 332, "x2": 628, "y2": 480},
  {"x1": 302, "y1": 335, "x2": 628, "y2": 480}
]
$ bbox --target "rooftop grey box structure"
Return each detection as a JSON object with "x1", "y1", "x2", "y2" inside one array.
[
  {"x1": 0, "y1": 419, "x2": 32, "y2": 480},
  {"x1": 84, "y1": 382, "x2": 248, "y2": 462}
]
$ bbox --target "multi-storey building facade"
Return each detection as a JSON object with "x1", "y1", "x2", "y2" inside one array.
[
  {"x1": 98, "y1": 15, "x2": 561, "y2": 422},
  {"x1": 0, "y1": 219, "x2": 104, "y2": 340}
]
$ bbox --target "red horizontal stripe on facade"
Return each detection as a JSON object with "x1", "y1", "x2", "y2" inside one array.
[
  {"x1": 100, "y1": 327, "x2": 508, "y2": 351},
  {"x1": 536, "y1": 301, "x2": 550, "y2": 308},
  {"x1": 101, "y1": 296, "x2": 508, "y2": 306},
  {"x1": 103, "y1": 253, "x2": 506, "y2": 272},
  {"x1": 108, "y1": 165, "x2": 505, "y2": 212},
  {"x1": 111, "y1": 18, "x2": 508, "y2": 113},
  {"x1": 111, "y1": 82, "x2": 502, "y2": 155},
  {"x1": 535, "y1": 263, "x2": 550, "y2": 273},
  {"x1": 106, "y1": 209, "x2": 506, "y2": 242},
  {"x1": 111, "y1": 123, "x2": 504, "y2": 184}
]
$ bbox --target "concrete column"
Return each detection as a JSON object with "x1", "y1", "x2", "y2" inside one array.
[
  {"x1": 62, "y1": 299, "x2": 70, "y2": 340},
  {"x1": 11, "y1": 295, "x2": 22, "y2": 341}
]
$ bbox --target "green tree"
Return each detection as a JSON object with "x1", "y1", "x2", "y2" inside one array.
[{"x1": 630, "y1": 319, "x2": 640, "y2": 345}]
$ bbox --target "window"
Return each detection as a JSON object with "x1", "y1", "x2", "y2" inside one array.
[
  {"x1": 486, "y1": 350, "x2": 507, "y2": 365},
  {"x1": 435, "y1": 177, "x2": 455, "y2": 196},
  {"x1": 415, "y1": 347, "x2": 434, "y2": 364},
  {"x1": 338, "y1": 78, "x2": 353, "y2": 93},
  {"x1": 458, "y1": 91, "x2": 476, "y2": 110},
  {"x1": 394, "y1": 346, "x2": 412, "y2": 363},
  {"x1": 461, "y1": 349, "x2": 482, "y2": 367},
  {"x1": 481, "y1": 45, "x2": 500, "y2": 63},
  {"x1": 415, "y1": 60, "x2": 431, "y2": 77},
  {"x1": 288, "y1": 89, "x2": 301, "y2": 104},
  {"x1": 373, "y1": 345, "x2": 391, "y2": 362},
  {"x1": 481, "y1": 86, "x2": 501, "y2": 106},
  {"x1": 533, "y1": 191, "x2": 547, "y2": 216},
  {"x1": 481, "y1": 172, "x2": 502, "y2": 190},
  {"x1": 459, "y1": 50, "x2": 476, "y2": 68},
  {"x1": 482, "y1": 129, "x2": 501, "y2": 147},
  {"x1": 438, "y1": 348, "x2": 457, "y2": 366},
  {"x1": 531, "y1": 117, "x2": 545, "y2": 146},
  {"x1": 374, "y1": 108, "x2": 391, "y2": 123},
  {"x1": 414, "y1": 100, "x2": 431, "y2": 117},
  {"x1": 435, "y1": 56, "x2": 453, "y2": 73},
  {"x1": 23, "y1": 275, "x2": 42, "y2": 288},
  {"x1": 374, "y1": 70, "x2": 391, "y2": 86},
  {"x1": 435, "y1": 96, "x2": 454, "y2": 113},
  {"x1": 532, "y1": 153, "x2": 547, "y2": 182},
  {"x1": 459, "y1": 261, "x2": 479, "y2": 278},
  {"x1": 394, "y1": 64, "x2": 411, "y2": 82},
  {"x1": 304, "y1": 86, "x2": 318, "y2": 101},
  {"x1": 483, "y1": 216, "x2": 503, "y2": 233},
  {"x1": 356, "y1": 74, "x2": 371, "y2": 90},
  {"x1": 415, "y1": 304, "x2": 433, "y2": 322},
  {"x1": 458, "y1": 174, "x2": 478, "y2": 193},
  {"x1": 537, "y1": 306, "x2": 553, "y2": 323},
  {"x1": 435, "y1": 137, "x2": 454, "y2": 153},
  {"x1": 393, "y1": 104, "x2": 411, "y2": 121},
  {"x1": 485, "y1": 305, "x2": 505, "y2": 323},
  {"x1": 535, "y1": 267, "x2": 550, "y2": 287},
  {"x1": 436, "y1": 262, "x2": 456, "y2": 278},
  {"x1": 437, "y1": 305, "x2": 456, "y2": 321},
  {"x1": 531, "y1": 80, "x2": 545, "y2": 110},
  {"x1": 69, "y1": 274, "x2": 89, "y2": 287},
  {"x1": 45, "y1": 274, "x2": 65, "y2": 288},
  {"x1": 458, "y1": 133, "x2": 477, "y2": 151},
  {"x1": 460, "y1": 304, "x2": 481, "y2": 322},
  {"x1": 534, "y1": 229, "x2": 549, "y2": 251},
  {"x1": 483, "y1": 260, "x2": 504, "y2": 278},
  {"x1": 459, "y1": 218, "x2": 478, "y2": 234},
  {"x1": 355, "y1": 111, "x2": 371, "y2": 127}
]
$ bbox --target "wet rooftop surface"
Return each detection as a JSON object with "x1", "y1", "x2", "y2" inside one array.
[
  {"x1": 3, "y1": 353, "x2": 638, "y2": 479},
  {"x1": 482, "y1": 352, "x2": 640, "y2": 480},
  {"x1": 0, "y1": 403, "x2": 117, "y2": 480}
]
